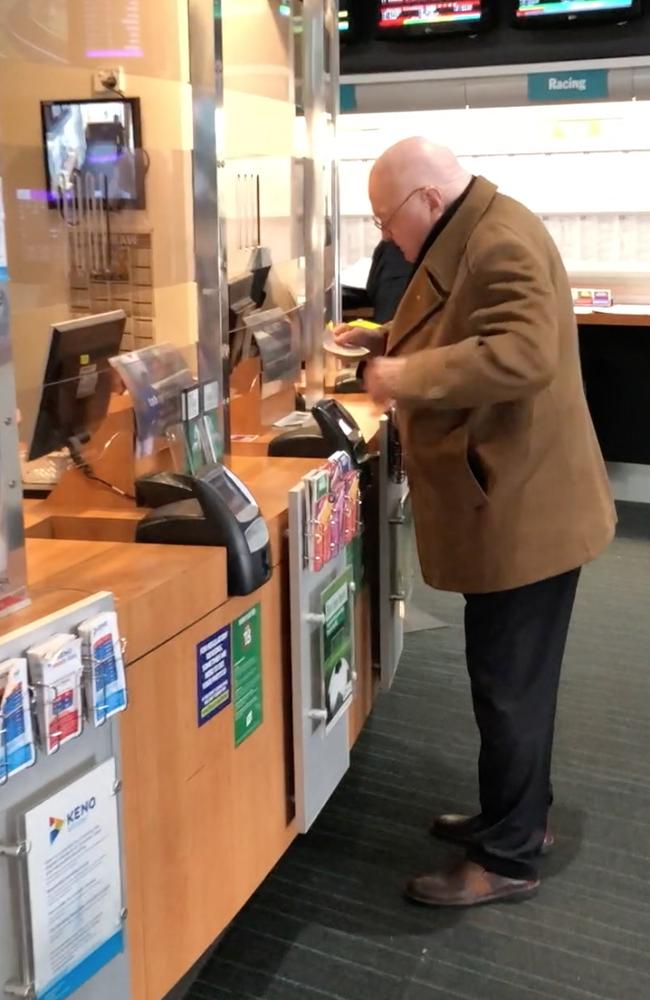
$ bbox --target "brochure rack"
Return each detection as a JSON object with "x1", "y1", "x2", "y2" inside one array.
[
  {"x1": 288, "y1": 468, "x2": 361, "y2": 833},
  {"x1": 0, "y1": 593, "x2": 130, "y2": 1000}
]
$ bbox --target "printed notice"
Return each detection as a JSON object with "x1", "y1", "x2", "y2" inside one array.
[
  {"x1": 25, "y1": 759, "x2": 124, "y2": 1000},
  {"x1": 321, "y1": 567, "x2": 354, "y2": 731},
  {"x1": 233, "y1": 604, "x2": 263, "y2": 746},
  {"x1": 197, "y1": 625, "x2": 231, "y2": 727}
]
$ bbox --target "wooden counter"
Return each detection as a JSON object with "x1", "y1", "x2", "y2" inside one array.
[
  {"x1": 231, "y1": 394, "x2": 384, "y2": 458},
  {"x1": 576, "y1": 306, "x2": 650, "y2": 327},
  {"x1": 11, "y1": 395, "x2": 385, "y2": 1000}
]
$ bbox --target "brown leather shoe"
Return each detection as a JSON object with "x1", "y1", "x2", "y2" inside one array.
[
  {"x1": 405, "y1": 860, "x2": 540, "y2": 908},
  {"x1": 431, "y1": 813, "x2": 555, "y2": 855}
]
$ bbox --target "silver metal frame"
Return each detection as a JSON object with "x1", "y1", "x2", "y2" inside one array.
[
  {"x1": 377, "y1": 415, "x2": 411, "y2": 692},
  {"x1": 288, "y1": 482, "x2": 354, "y2": 832},
  {"x1": 302, "y1": 0, "x2": 327, "y2": 404},
  {"x1": 328, "y1": 0, "x2": 342, "y2": 327},
  {"x1": 0, "y1": 592, "x2": 129, "y2": 1000},
  {"x1": 341, "y1": 54, "x2": 650, "y2": 85},
  {"x1": 0, "y1": 286, "x2": 28, "y2": 619},
  {"x1": 188, "y1": 0, "x2": 230, "y2": 448}
]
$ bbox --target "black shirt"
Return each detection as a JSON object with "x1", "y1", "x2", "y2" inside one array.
[
  {"x1": 408, "y1": 176, "x2": 476, "y2": 288},
  {"x1": 365, "y1": 240, "x2": 412, "y2": 324}
]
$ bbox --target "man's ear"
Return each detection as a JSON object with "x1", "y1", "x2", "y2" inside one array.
[{"x1": 423, "y1": 186, "x2": 444, "y2": 213}]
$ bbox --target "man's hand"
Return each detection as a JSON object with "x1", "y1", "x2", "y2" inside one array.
[
  {"x1": 332, "y1": 323, "x2": 386, "y2": 357},
  {"x1": 364, "y1": 357, "x2": 407, "y2": 407}
]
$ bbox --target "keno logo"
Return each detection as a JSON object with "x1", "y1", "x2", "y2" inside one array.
[
  {"x1": 49, "y1": 798, "x2": 97, "y2": 845},
  {"x1": 67, "y1": 797, "x2": 97, "y2": 828}
]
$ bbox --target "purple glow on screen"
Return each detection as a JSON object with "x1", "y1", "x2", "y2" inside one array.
[
  {"x1": 16, "y1": 189, "x2": 51, "y2": 203},
  {"x1": 85, "y1": 48, "x2": 144, "y2": 58}
]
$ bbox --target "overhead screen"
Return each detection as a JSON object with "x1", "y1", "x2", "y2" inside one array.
[
  {"x1": 514, "y1": 0, "x2": 641, "y2": 26},
  {"x1": 377, "y1": 1, "x2": 488, "y2": 36}
]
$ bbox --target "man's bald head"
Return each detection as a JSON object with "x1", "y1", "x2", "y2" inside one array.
[{"x1": 369, "y1": 138, "x2": 472, "y2": 262}]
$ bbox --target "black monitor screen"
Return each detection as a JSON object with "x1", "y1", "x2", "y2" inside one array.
[
  {"x1": 28, "y1": 311, "x2": 126, "y2": 461},
  {"x1": 220, "y1": 469, "x2": 251, "y2": 517},
  {"x1": 514, "y1": 0, "x2": 640, "y2": 24},
  {"x1": 339, "y1": 1, "x2": 381, "y2": 44},
  {"x1": 378, "y1": 1, "x2": 486, "y2": 34},
  {"x1": 41, "y1": 98, "x2": 144, "y2": 209},
  {"x1": 228, "y1": 273, "x2": 255, "y2": 331}
]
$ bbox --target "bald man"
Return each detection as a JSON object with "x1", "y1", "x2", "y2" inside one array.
[{"x1": 335, "y1": 139, "x2": 615, "y2": 907}]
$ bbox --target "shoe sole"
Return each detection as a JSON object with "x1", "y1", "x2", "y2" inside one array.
[
  {"x1": 431, "y1": 827, "x2": 554, "y2": 856},
  {"x1": 405, "y1": 881, "x2": 540, "y2": 908}
]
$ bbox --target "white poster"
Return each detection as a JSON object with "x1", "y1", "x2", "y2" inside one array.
[{"x1": 25, "y1": 758, "x2": 124, "y2": 1000}]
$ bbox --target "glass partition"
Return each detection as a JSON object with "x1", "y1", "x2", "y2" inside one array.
[
  {"x1": 220, "y1": 0, "x2": 340, "y2": 425},
  {"x1": 1, "y1": 1, "x2": 226, "y2": 517}
]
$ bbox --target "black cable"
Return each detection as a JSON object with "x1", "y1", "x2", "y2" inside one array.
[
  {"x1": 70, "y1": 446, "x2": 136, "y2": 501},
  {"x1": 84, "y1": 471, "x2": 135, "y2": 501}
]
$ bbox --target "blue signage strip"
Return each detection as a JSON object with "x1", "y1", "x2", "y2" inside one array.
[
  {"x1": 197, "y1": 625, "x2": 232, "y2": 728},
  {"x1": 528, "y1": 70, "x2": 609, "y2": 103},
  {"x1": 37, "y1": 930, "x2": 124, "y2": 1000},
  {"x1": 340, "y1": 84, "x2": 357, "y2": 113}
]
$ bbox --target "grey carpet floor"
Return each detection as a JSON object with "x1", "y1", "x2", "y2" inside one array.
[{"x1": 184, "y1": 502, "x2": 650, "y2": 1000}]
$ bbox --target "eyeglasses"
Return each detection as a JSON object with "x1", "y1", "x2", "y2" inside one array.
[{"x1": 372, "y1": 186, "x2": 425, "y2": 232}]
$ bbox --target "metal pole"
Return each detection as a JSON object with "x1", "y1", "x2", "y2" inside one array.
[
  {"x1": 329, "y1": 0, "x2": 342, "y2": 327},
  {"x1": 188, "y1": 0, "x2": 230, "y2": 452},
  {"x1": 302, "y1": 0, "x2": 326, "y2": 407}
]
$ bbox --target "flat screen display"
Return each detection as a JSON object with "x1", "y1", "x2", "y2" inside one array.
[
  {"x1": 41, "y1": 98, "x2": 144, "y2": 210},
  {"x1": 514, "y1": 0, "x2": 641, "y2": 25},
  {"x1": 378, "y1": 1, "x2": 486, "y2": 35},
  {"x1": 216, "y1": 468, "x2": 251, "y2": 517},
  {"x1": 339, "y1": 2, "x2": 378, "y2": 44}
]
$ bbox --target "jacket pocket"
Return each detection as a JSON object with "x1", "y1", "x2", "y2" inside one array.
[
  {"x1": 466, "y1": 447, "x2": 489, "y2": 503},
  {"x1": 406, "y1": 416, "x2": 488, "y2": 510}
]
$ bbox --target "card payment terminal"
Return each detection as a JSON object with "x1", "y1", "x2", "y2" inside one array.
[
  {"x1": 268, "y1": 398, "x2": 368, "y2": 467},
  {"x1": 135, "y1": 464, "x2": 271, "y2": 596}
]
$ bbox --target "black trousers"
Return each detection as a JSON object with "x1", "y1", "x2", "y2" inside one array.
[{"x1": 462, "y1": 568, "x2": 581, "y2": 881}]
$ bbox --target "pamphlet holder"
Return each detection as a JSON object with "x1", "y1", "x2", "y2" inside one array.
[
  {"x1": 83, "y1": 636, "x2": 129, "y2": 728},
  {"x1": 0, "y1": 698, "x2": 35, "y2": 788},
  {"x1": 0, "y1": 592, "x2": 131, "y2": 1000},
  {"x1": 288, "y1": 473, "x2": 362, "y2": 833},
  {"x1": 32, "y1": 674, "x2": 84, "y2": 755}
]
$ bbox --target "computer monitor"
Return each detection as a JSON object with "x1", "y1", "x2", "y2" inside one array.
[
  {"x1": 41, "y1": 98, "x2": 145, "y2": 210},
  {"x1": 28, "y1": 311, "x2": 127, "y2": 461},
  {"x1": 513, "y1": 0, "x2": 641, "y2": 27},
  {"x1": 228, "y1": 273, "x2": 255, "y2": 331},
  {"x1": 247, "y1": 246, "x2": 272, "y2": 309},
  {"x1": 377, "y1": 1, "x2": 488, "y2": 36}
]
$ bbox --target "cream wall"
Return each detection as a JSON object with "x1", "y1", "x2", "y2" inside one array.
[
  {"x1": 0, "y1": 0, "x2": 197, "y2": 442},
  {"x1": 338, "y1": 102, "x2": 650, "y2": 303},
  {"x1": 221, "y1": 0, "x2": 303, "y2": 288}
]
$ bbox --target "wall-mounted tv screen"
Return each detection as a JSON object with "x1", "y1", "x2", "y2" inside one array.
[
  {"x1": 378, "y1": 1, "x2": 488, "y2": 36},
  {"x1": 41, "y1": 98, "x2": 145, "y2": 210},
  {"x1": 514, "y1": 0, "x2": 641, "y2": 27},
  {"x1": 340, "y1": 1, "x2": 380, "y2": 44}
]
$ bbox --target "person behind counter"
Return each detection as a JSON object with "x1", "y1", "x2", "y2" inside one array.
[
  {"x1": 334, "y1": 138, "x2": 615, "y2": 909},
  {"x1": 343, "y1": 239, "x2": 411, "y2": 325}
]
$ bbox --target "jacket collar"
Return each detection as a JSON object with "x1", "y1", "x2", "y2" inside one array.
[
  {"x1": 408, "y1": 175, "x2": 476, "y2": 282},
  {"x1": 387, "y1": 176, "x2": 499, "y2": 355}
]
